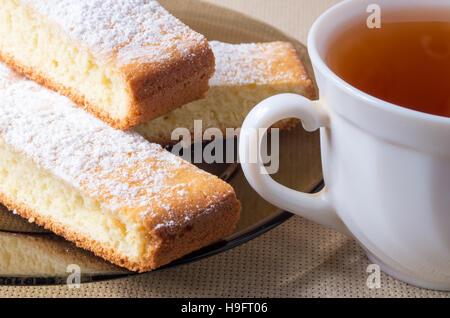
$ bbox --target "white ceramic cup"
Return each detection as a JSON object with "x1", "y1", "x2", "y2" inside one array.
[{"x1": 239, "y1": 0, "x2": 450, "y2": 290}]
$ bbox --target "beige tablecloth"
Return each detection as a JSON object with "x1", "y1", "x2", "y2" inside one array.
[{"x1": 1, "y1": 0, "x2": 448, "y2": 298}]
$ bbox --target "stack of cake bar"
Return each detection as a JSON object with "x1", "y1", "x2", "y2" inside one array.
[{"x1": 0, "y1": 0, "x2": 316, "y2": 272}]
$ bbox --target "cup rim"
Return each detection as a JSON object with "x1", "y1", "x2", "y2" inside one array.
[{"x1": 307, "y1": 0, "x2": 450, "y2": 125}]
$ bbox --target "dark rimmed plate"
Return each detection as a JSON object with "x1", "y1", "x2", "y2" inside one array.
[{"x1": 0, "y1": 0, "x2": 322, "y2": 285}]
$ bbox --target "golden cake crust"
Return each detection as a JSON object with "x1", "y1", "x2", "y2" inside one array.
[
  {"x1": 0, "y1": 41, "x2": 214, "y2": 130},
  {"x1": 0, "y1": 0, "x2": 215, "y2": 130},
  {"x1": 0, "y1": 190, "x2": 240, "y2": 272},
  {"x1": 119, "y1": 43, "x2": 214, "y2": 129},
  {"x1": 208, "y1": 41, "x2": 316, "y2": 90},
  {"x1": 135, "y1": 41, "x2": 317, "y2": 145}
]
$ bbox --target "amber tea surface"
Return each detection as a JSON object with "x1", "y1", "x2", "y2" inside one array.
[{"x1": 326, "y1": 19, "x2": 450, "y2": 118}]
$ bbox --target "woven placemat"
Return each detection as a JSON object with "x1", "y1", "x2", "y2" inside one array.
[
  {"x1": 1, "y1": 217, "x2": 447, "y2": 297},
  {"x1": 1, "y1": 0, "x2": 448, "y2": 298}
]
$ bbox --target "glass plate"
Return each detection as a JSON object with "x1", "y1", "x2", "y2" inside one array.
[{"x1": 0, "y1": 0, "x2": 322, "y2": 285}]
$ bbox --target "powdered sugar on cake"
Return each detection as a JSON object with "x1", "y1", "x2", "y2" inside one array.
[
  {"x1": 209, "y1": 41, "x2": 308, "y2": 86},
  {"x1": 20, "y1": 0, "x2": 207, "y2": 64},
  {"x1": 0, "y1": 62, "x2": 227, "y2": 222}
]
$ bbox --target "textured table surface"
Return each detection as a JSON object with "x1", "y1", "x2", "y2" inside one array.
[{"x1": 1, "y1": 0, "x2": 448, "y2": 298}]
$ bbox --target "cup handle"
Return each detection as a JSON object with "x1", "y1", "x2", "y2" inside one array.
[{"x1": 239, "y1": 93, "x2": 350, "y2": 236}]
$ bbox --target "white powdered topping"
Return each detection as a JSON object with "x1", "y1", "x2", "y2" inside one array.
[
  {"x1": 20, "y1": 0, "x2": 206, "y2": 64},
  {"x1": 209, "y1": 41, "x2": 305, "y2": 86},
  {"x1": 0, "y1": 62, "x2": 199, "y2": 215}
]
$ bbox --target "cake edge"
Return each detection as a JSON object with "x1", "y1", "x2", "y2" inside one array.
[
  {"x1": 0, "y1": 41, "x2": 215, "y2": 130},
  {"x1": 136, "y1": 40, "x2": 318, "y2": 145},
  {"x1": 0, "y1": 190, "x2": 241, "y2": 272}
]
